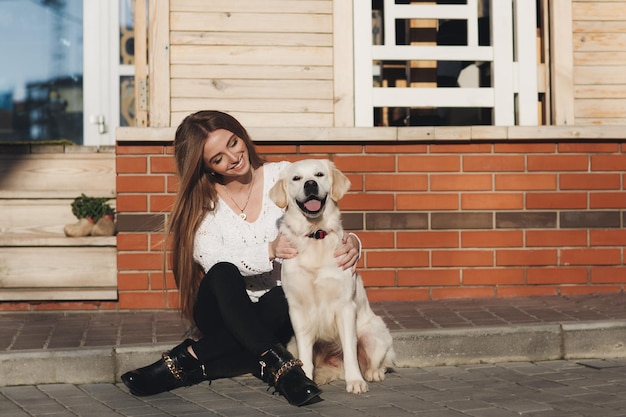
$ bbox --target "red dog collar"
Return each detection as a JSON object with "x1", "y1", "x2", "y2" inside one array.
[{"x1": 307, "y1": 230, "x2": 328, "y2": 239}]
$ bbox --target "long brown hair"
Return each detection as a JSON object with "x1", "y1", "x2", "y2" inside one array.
[{"x1": 168, "y1": 110, "x2": 265, "y2": 325}]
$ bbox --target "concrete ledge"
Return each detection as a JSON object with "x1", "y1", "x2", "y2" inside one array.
[
  {"x1": 3, "y1": 321, "x2": 626, "y2": 387},
  {"x1": 563, "y1": 321, "x2": 626, "y2": 360},
  {"x1": 393, "y1": 324, "x2": 563, "y2": 367}
]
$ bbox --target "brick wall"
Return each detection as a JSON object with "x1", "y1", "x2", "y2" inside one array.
[{"x1": 115, "y1": 139, "x2": 626, "y2": 310}]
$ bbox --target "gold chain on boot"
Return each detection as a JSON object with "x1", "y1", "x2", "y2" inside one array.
[
  {"x1": 162, "y1": 351, "x2": 183, "y2": 381},
  {"x1": 272, "y1": 359, "x2": 303, "y2": 384}
]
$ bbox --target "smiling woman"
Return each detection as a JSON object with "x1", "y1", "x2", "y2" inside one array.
[{"x1": 120, "y1": 110, "x2": 362, "y2": 407}]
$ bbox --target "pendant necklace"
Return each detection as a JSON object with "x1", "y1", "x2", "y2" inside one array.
[{"x1": 221, "y1": 170, "x2": 256, "y2": 220}]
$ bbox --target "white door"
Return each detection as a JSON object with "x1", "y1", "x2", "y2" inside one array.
[{"x1": 0, "y1": 0, "x2": 121, "y2": 146}]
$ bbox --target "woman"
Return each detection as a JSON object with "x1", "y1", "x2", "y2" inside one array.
[{"x1": 121, "y1": 111, "x2": 361, "y2": 407}]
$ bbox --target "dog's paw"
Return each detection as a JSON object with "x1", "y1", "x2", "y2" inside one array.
[
  {"x1": 364, "y1": 367, "x2": 386, "y2": 382},
  {"x1": 346, "y1": 379, "x2": 369, "y2": 394}
]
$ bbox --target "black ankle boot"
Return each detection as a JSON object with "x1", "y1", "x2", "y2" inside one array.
[
  {"x1": 121, "y1": 339, "x2": 207, "y2": 396},
  {"x1": 259, "y1": 344, "x2": 322, "y2": 406}
]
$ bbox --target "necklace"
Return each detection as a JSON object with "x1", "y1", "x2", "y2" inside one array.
[{"x1": 221, "y1": 170, "x2": 256, "y2": 220}]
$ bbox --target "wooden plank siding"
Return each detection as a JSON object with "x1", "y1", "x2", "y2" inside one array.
[
  {"x1": 572, "y1": 0, "x2": 626, "y2": 125},
  {"x1": 169, "y1": 0, "x2": 336, "y2": 127}
]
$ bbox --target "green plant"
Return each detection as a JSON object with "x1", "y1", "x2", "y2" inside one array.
[{"x1": 70, "y1": 194, "x2": 114, "y2": 223}]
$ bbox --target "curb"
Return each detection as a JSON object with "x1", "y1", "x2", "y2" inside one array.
[{"x1": 2, "y1": 320, "x2": 625, "y2": 387}]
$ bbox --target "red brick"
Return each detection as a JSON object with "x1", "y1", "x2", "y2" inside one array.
[
  {"x1": 429, "y1": 143, "x2": 491, "y2": 153},
  {"x1": 167, "y1": 174, "x2": 179, "y2": 193},
  {"x1": 150, "y1": 194, "x2": 176, "y2": 212},
  {"x1": 361, "y1": 270, "x2": 396, "y2": 287},
  {"x1": 463, "y1": 268, "x2": 525, "y2": 285},
  {"x1": 496, "y1": 250, "x2": 557, "y2": 266},
  {"x1": 495, "y1": 174, "x2": 557, "y2": 191},
  {"x1": 359, "y1": 231, "x2": 395, "y2": 249},
  {"x1": 432, "y1": 250, "x2": 493, "y2": 267},
  {"x1": 494, "y1": 143, "x2": 556, "y2": 153},
  {"x1": 117, "y1": 156, "x2": 147, "y2": 173},
  {"x1": 590, "y1": 192, "x2": 626, "y2": 209},
  {"x1": 590, "y1": 230, "x2": 626, "y2": 246},
  {"x1": 117, "y1": 175, "x2": 166, "y2": 193},
  {"x1": 116, "y1": 195, "x2": 148, "y2": 212},
  {"x1": 366, "y1": 250, "x2": 429, "y2": 268},
  {"x1": 256, "y1": 144, "x2": 298, "y2": 154},
  {"x1": 526, "y1": 192, "x2": 587, "y2": 209},
  {"x1": 167, "y1": 291, "x2": 180, "y2": 309},
  {"x1": 398, "y1": 155, "x2": 460, "y2": 172},
  {"x1": 398, "y1": 269, "x2": 460, "y2": 286},
  {"x1": 560, "y1": 286, "x2": 622, "y2": 296},
  {"x1": 365, "y1": 144, "x2": 427, "y2": 153},
  {"x1": 527, "y1": 155, "x2": 588, "y2": 171},
  {"x1": 346, "y1": 174, "x2": 363, "y2": 191},
  {"x1": 462, "y1": 193, "x2": 523, "y2": 210},
  {"x1": 526, "y1": 267, "x2": 588, "y2": 284},
  {"x1": 150, "y1": 155, "x2": 176, "y2": 174},
  {"x1": 118, "y1": 253, "x2": 165, "y2": 270},
  {"x1": 117, "y1": 233, "x2": 149, "y2": 251},
  {"x1": 32, "y1": 302, "x2": 101, "y2": 311},
  {"x1": 118, "y1": 291, "x2": 167, "y2": 309},
  {"x1": 431, "y1": 287, "x2": 495, "y2": 299},
  {"x1": 497, "y1": 286, "x2": 558, "y2": 297},
  {"x1": 299, "y1": 145, "x2": 362, "y2": 154},
  {"x1": 116, "y1": 144, "x2": 167, "y2": 155},
  {"x1": 333, "y1": 155, "x2": 396, "y2": 172},
  {"x1": 560, "y1": 249, "x2": 621, "y2": 266},
  {"x1": 431, "y1": 174, "x2": 492, "y2": 191},
  {"x1": 461, "y1": 231, "x2": 523, "y2": 248},
  {"x1": 397, "y1": 231, "x2": 459, "y2": 248},
  {"x1": 560, "y1": 174, "x2": 621, "y2": 190},
  {"x1": 397, "y1": 193, "x2": 458, "y2": 210},
  {"x1": 340, "y1": 193, "x2": 394, "y2": 210},
  {"x1": 366, "y1": 174, "x2": 428, "y2": 191},
  {"x1": 117, "y1": 272, "x2": 149, "y2": 290},
  {"x1": 365, "y1": 288, "x2": 430, "y2": 302},
  {"x1": 591, "y1": 154, "x2": 626, "y2": 171},
  {"x1": 591, "y1": 267, "x2": 626, "y2": 284},
  {"x1": 557, "y1": 143, "x2": 620, "y2": 153},
  {"x1": 526, "y1": 230, "x2": 587, "y2": 247},
  {"x1": 150, "y1": 271, "x2": 176, "y2": 290},
  {"x1": 463, "y1": 155, "x2": 525, "y2": 172}
]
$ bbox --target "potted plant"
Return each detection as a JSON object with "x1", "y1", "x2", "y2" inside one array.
[{"x1": 64, "y1": 194, "x2": 116, "y2": 237}]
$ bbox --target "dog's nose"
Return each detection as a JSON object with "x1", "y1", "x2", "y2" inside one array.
[{"x1": 304, "y1": 180, "x2": 318, "y2": 196}]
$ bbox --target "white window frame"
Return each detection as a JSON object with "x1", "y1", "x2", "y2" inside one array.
[{"x1": 83, "y1": 0, "x2": 121, "y2": 146}]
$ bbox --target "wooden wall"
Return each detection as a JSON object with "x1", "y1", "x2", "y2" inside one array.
[
  {"x1": 168, "y1": 0, "x2": 340, "y2": 128},
  {"x1": 572, "y1": 0, "x2": 626, "y2": 125}
]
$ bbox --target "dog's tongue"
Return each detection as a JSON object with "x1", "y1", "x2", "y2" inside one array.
[{"x1": 304, "y1": 199, "x2": 322, "y2": 212}]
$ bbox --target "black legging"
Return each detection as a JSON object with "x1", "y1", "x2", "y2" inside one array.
[{"x1": 191, "y1": 262, "x2": 293, "y2": 379}]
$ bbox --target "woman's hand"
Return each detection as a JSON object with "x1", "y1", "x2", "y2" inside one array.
[
  {"x1": 269, "y1": 233, "x2": 298, "y2": 261},
  {"x1": 335, "y1": 232, "x2": 361, "y2": 273}
]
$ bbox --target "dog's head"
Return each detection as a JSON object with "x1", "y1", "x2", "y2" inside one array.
[{"x1": 269, "y1": 159, "x2": 351, "y2": 218}]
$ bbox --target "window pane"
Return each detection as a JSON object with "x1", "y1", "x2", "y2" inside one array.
[{"x1": 0, "y1": 0, "x2": 83, "y2": 144}]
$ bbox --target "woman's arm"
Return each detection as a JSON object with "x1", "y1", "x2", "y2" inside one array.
[{"x1": 334, "y1": 232, "x2": 362, "y2": 273}]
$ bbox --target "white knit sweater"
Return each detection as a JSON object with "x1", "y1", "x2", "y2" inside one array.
[{"x1": 193, "y1": 161, "x2": 290, "y2": 302}]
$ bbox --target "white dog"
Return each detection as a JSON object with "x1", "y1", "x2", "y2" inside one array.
[{"x1": 269, "y1": 159, "x2": 396, "y2": 394}]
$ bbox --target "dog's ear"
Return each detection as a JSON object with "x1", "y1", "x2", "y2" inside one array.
[
  {"x1": 328, "y1": 160, "x2": 351, "y2": 201},
  {"x1": 269, "y1": 177, "x2": 289, "y2": 208}
]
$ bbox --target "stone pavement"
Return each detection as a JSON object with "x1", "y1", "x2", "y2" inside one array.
[
  {"x1": 2, "y1": 359, "x2": 626, "y2": 416},
  {"x1": 1, "y1": 293, "x2": 626, "y2": 416}
]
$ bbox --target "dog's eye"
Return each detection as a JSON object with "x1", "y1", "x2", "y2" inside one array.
[
  {"x1": 314, "y1": 172, "x2": 324, "y2": 177},
  {"x1": 292, "y1": 175, "x2": 301, "y2": 181}
]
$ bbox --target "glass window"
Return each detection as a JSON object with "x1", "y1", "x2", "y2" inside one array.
[{"x1": 0, "y1": 0, "x2": 84, "y2": 144}]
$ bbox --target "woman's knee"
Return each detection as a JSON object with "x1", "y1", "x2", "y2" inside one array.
[{"x1": 199, "y1": 262, "x2": 245, "y2": 294}]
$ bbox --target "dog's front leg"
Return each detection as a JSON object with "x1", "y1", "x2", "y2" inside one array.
[
  {"x1": 289, "y1": 308, "x2": 316, "y2": 380},
  {"x1": 337, "y1": 305, "x2": 368, "y2": 393}
]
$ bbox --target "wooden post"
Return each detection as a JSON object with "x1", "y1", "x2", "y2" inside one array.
[{"x1": 134, "y1": 0, "x2": 148, "y2": 127}]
